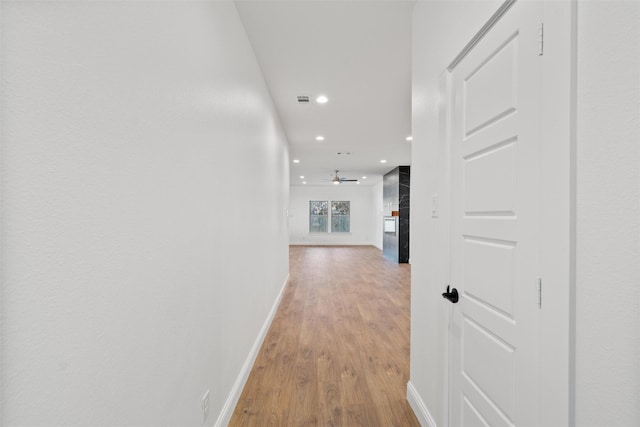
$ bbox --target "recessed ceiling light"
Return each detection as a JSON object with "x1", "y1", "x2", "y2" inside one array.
[
  {"x1": 316, "y1": 95, "x2": 328, "y2": 104},
  {"x1": 362, "y1": 176, "x2": 367, "y2": 179},
  {"x1": 406, "y1": 136, "x2": 413, "y2": 141},
  {"x1": 300, "y1": 176, "x2": 304, "y2": 179},
  {"x1": 302, "y1": 181, "x2": 307, "y2": 184},
  {"x1": 293, "y1": 159, "x2": 300, "y2": 163},
  {"x1": 315, "y1": 136, "x2": 325, "y2": 141},
  {"x1": 380, "y1": 159, "x2": 387, "y2": 163}
]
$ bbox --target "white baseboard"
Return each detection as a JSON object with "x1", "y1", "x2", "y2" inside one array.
[
  {"x1": 214, "y1": 275, "x2": 289, "y2": 427},
  {"x1": 289, "y1": 242, "x2": 374, "y2": 246},
  {"x1": 407, "y1": 381, "x2": 438, "y2": 427}
]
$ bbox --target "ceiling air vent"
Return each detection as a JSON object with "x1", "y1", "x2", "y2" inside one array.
[{"x1": 297, "y1": 95, "x2": 310, "y2": 103}]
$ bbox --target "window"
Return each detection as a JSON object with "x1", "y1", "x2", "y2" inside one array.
[
  {"x1": 309, "y1": 200, "x2": 350, "y2": 233},
  {"x1": 331, "y1": 201, "x2": 350, "y2": 233},
  {"x1": 309, "y1": 201, "x2": 328, "y2": 232}
]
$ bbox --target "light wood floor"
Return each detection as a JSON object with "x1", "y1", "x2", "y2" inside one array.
[{"x1": 229, "y1": 245, "x2": 419, "y2": 426}]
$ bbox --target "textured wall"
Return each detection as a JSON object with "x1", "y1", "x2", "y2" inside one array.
[
  {"x1": 1, "y1": 2, "x2": 289, "y2": 425},
  {"x1": 575, "y1": 2, "x2": 640, "y2": 425},
  {"x1": 383, "y1": 167, "x2": 400, "y2": 261},
  {"x1": 398, "y1": 166, "x2": 410, "y2": 263},
  {"x1": 382, "y1": 166, "x2": 410, "y2": 263}
]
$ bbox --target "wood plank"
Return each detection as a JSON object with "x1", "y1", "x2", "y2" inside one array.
[{"x1": 229, "y1": 245, "x2": 419, "y2": 426}]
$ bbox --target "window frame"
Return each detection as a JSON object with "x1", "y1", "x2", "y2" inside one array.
[{"x1": 308, "y1": 200, "x2": 351, "y2": 234}]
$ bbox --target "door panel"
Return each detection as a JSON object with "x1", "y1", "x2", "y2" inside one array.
[
  {"x1": 463, "y1": 396, "x2": 491, "y2": 427},
  {"x1": 449, "y1": 2, "x2": 542, "y2": 426},
  {"x1": 463, "y1": 237, "x2": 516, "y2": 317},
  {"x1": 462, "y1": 315, "x2": 515, "y2": 419},
  {"x1": 464, "y1": 34, "x2": 518, "y2": 137},
  {"x1": 463, "y1": 382, "x2": 511, "y2": 427},
  {"x1": 464, "y1": 140, "x2": 518, "y2": 214}
]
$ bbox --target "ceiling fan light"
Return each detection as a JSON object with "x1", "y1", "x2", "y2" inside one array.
[{"x1": 333, "y1": 181, "x2": 340, "y2": 185}]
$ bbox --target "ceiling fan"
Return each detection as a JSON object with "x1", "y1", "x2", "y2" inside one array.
[{"x1": 330, "y1": 170, "x2": 359, "y2": 185}]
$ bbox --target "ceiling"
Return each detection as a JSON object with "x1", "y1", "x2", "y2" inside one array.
[{"x1": 236, "y1": 0, "x2": 414, "y2": 186}]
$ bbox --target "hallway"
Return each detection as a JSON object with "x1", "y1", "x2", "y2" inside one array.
[{"x1": 230, "y1": 246, "x2": 419, "y2": 426}]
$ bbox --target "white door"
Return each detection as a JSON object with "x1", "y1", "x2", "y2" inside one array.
[{"x1": 448, "y1": 2, "x2": 543, "y2": 426}]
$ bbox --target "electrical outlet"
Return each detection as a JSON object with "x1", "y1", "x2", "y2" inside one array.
[{"x1": 202, "y1": 389, "x2": 210, "y2": 423}]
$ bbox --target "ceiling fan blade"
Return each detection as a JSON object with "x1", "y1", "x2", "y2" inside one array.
[{"x1": 340, "y1": 179, "x2": 359, "y2": 182}]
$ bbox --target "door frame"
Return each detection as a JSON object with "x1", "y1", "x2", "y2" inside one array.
[{"x1": 439, "y1": 1, "x2": 576, "y2": 425}]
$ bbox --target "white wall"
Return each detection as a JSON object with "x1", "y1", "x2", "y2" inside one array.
[
  {"x1": 411, "y1": 1, "x2": 640, "y2": 426},
  {"x1": 1, "y1": 2, "x2": 289, "y2": 426},
  {"x1": 372, "y1": 182, "x2": 384, "y2": 250},
  {"x1": 575, "y1": 2, "x2": 640, "y2": 426},
  {"x1": 289, "y1": 185, "x2": 377, "y2": 246},
  {"x1": 410, "y1": 2, "x2": 502, "y2": 424}
]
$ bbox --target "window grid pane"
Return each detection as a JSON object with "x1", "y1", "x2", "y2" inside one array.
[
  {"x1": 309, "y1": 201, "x2": 328, "y2": 233},
  {"x1": 331, "y1": 201, "x2": 350, "y2": 233}
]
